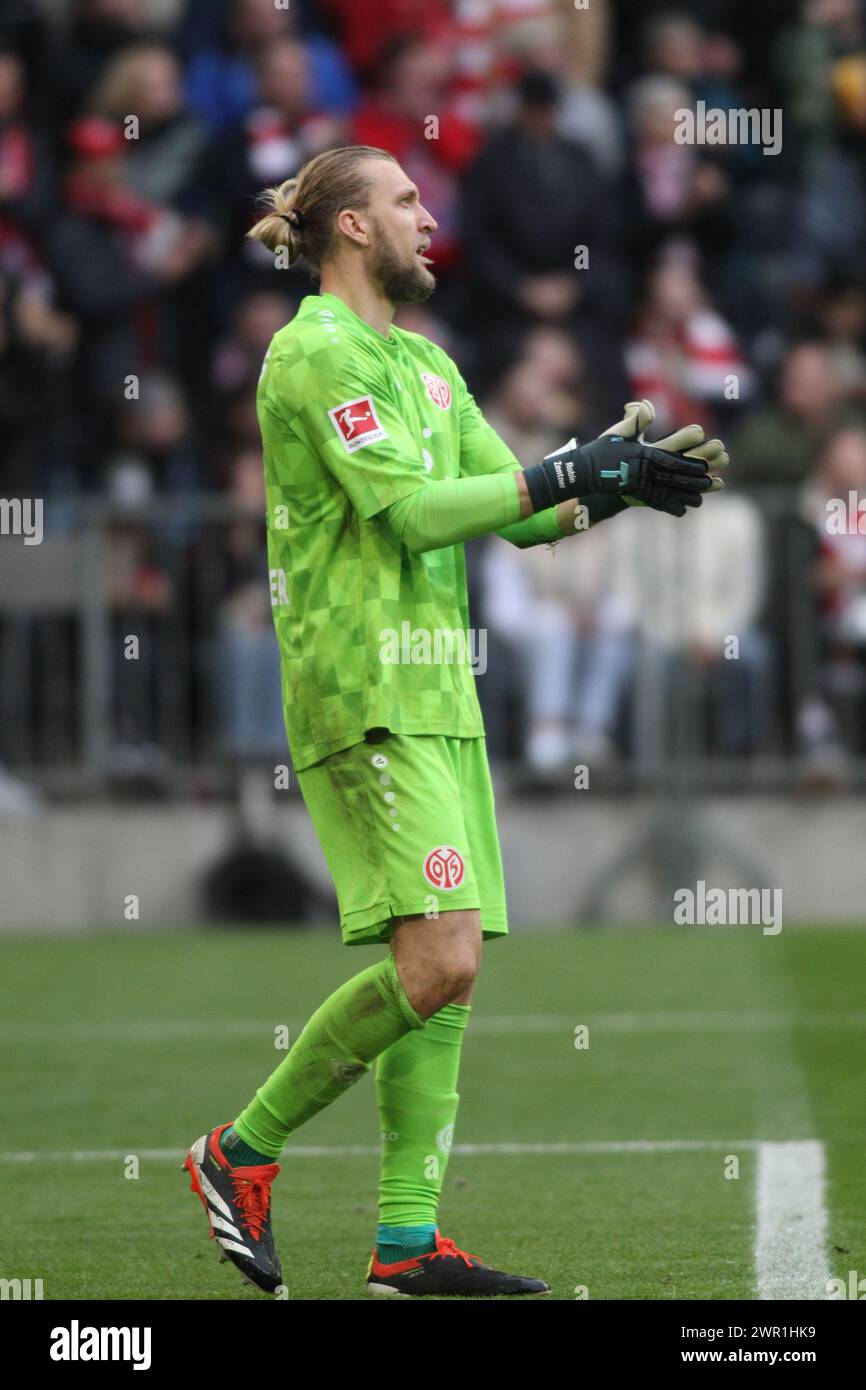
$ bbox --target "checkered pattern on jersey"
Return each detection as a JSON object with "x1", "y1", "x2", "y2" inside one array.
[{"x1": 259, "y1": 293, "x2": 519, "y2": 771}]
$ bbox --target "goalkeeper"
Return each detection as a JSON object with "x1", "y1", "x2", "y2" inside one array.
[{"x1": 183, "y1": 144, "x2": 728, "y2": 1299}]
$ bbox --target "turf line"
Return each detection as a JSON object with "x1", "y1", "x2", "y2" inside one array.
[
  {"x1": 0, "y1": 1010, "x2": 864, "y2": 1042},
  {"x1": 755, "y1": 1141, "x2": 833, "y2": 1300},
  {"x1": 1, "y1": 1138, "x2": 767, "y2": 1163}
]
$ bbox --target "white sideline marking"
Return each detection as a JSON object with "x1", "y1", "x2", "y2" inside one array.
[
  {"x1": 755, "y1": 1141, "x2": 833, "y2": 1300},
  {"x1": 0, "y1": 1138, "x2": 764, "y2": 1163},
  {"x1": 0, "y1": 1010, "x2": 864, "y2": 1042}
]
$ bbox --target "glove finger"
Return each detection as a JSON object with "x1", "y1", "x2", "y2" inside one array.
[
  {"x1": 652, "y1": 424, "x2": 706, "y2": 454},
  {"x1": 708, "y1": 476, "x2": 726, "y2": 491},
  {"x1": 647, "y1": 493, "x2": 688, "y2": 517},
  {"x1": 627, "y1": 486, "x2": 705, "y2": 515},
  {"x1": 644, "y1": 464, "x2": 711, "y2": 492},
  {"x1": 645, "y1": 470, "x2": 712, "y2": 493},
  {"x1": 684, "y1": 440, "x2": 729, "y2": 469},
  {"x1": 603, "y1": 398, "x2": 655, "y2": 440},
  {"x1": 646, "y1": 448, "x2": 711, "y2": 480},
  {"x1": 635, "y1": 398, "x2": 655, "y2": 435}
]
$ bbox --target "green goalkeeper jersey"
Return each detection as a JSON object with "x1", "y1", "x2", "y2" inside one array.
[{"x1": 257, "y1": 290, "x2": 522, "y2": 772}]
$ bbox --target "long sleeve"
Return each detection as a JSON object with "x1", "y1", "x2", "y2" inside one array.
[
  {"x1": 380, "y1": 471, "x2": 522, "y2": 552},
  {"x1": 453, "y1": 366, "x2": 565, "y2": 547}
]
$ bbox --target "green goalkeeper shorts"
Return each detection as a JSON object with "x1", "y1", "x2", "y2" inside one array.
[{"x1": 295, "y1": 731, "x2": 508, "y2": 947}]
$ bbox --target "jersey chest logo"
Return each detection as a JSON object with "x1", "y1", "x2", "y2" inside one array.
[
  {"x1": 328, "y1": 396, "x2": 387, "y2": 452},
  {"x1": 420, "y1": 372, "x2": 452, "y2": 410}
]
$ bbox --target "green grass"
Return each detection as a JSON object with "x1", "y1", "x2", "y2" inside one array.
[{"x1": 1, "y1": 925, "x2": 864, "y2": 1299}]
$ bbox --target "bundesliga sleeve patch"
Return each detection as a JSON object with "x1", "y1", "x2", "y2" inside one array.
[{"x1": 328, "y1": 396, "x2": 388, "y2": 452}]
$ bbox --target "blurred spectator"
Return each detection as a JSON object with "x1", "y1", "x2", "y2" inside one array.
[
  {"x1": 643, "y1": 11, "x2": 704, "y2": 85},
  {"x1": 460, "y1": 67, "x2": 628, "y2": 414},
  {"x1": 212, "y1": 290, "x2": 295, "y2": 396},
  {"x1": 0, "y1": 267, "x2": 78, "y2": 496},
  {"x1": 818, "y1": 277, "x2": 866, "y2": 398},
  {"x1": 733, "y1": 341, "x2": 855, "y2": 487},
  {"x1": 451, "y1": 0, "x2": 564, "y2": 129},
  {"x1": 482, "y1": 353, "x2": 581, "y2": 460},
  {"x1": 475, "y1": 351, "x2": 635, "y2": 771},
  {"x1": 481, "y1": 522, "x2": 638, "y2": 773},
  {"x1": 217, "y1": 446, "x2": 286, "y2": 760},
  {"x1": 315, "y1": 0, "x2": 452, "y2": 84},
  {"x1": 108, "y1": 369, "x2": 198, "y2": 495},
  {"x1": 474, "y1": 2, "x2": 623, "y2": 174},
  {"x1": 798, "y1": 426, "x2": 866, "y2": 763},
  {"x1": 104, "y1": 457, "x2": 176, "y2": 769},
  {"x1": 623, "y1": 73, "x2": 733, "y2": 282},
  {"x1": 218, "y1": 36, "x2": 346, "y2": 268},
  {"x1": 88, "y1": 44, "x2": 209, "y2": 207},
  {"x1": 519, "y1": 325, "x2": 587, "y2": 434},
  {"x1": 626, "y1": 250, "x2": 752, "y2": 436},
  {"x1": 183, "y1": 0, "x2": 357, "y2": 136},
  {"x1": 0, "y1": 44, "x2": 52, "y2": 238},
  {"x1": 209, "y1": 290, "x2": 296, "y2": 473},
  {"x1": 351, "y1": 34, "x2": 480, "y2": 281},
  {"x1": 44, "y1": 0, "x2": 157, "y2": 126},
  {"x1": 625, "y1": 493, "x2": 772, "y2": 759},
  {"x1": 774, "y1": 0, "x2": 866, "y2": 172},
  {"x1": 793, "y1": 48, "x2": 866, "y2": 287},
  {"x1": 43, "y1": 116, "x2": 214, "y2": 472}
]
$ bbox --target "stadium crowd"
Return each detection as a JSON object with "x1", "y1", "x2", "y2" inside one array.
[{"x1": 2, "y1": 0, "x2": 866, "y2": 790}]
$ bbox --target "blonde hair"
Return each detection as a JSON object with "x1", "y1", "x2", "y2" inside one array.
[{"x1": 246, "y1": 145, "x2": 398, "y2": 277}]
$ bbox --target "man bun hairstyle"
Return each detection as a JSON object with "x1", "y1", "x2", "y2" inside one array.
[{"x1": 246, "y1": 145, "x2": 399, "y2": 277}]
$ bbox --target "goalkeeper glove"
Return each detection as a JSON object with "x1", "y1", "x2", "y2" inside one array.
[
  {"x1": 522, "y1": 399, "x2": 727, "y2": 516},
  {"x1": 616, "y1": 399, "x2": 728, "y2": 517}
]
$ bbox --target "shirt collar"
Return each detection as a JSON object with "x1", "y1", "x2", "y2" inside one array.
[{"x1": 304, "y1": 291, "x2": 399, "y2": 348}]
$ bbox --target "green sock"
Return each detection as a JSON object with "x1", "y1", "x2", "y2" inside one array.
[
  {"x1": 233, "y1": 954, "x2": 426, "y2": 1160},
  {"x1": 218, "y1": 1125, "x2": 272, "y2": 1168},
  {"x1": 376, "y1": 1221, "x2": 438, "y2": 1265},
  {"x1": 375, "y1": 1001, "x2": 470, "y2": 1257}
]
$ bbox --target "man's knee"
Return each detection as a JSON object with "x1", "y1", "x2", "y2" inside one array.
[{"x1": 389, "y1": 909, "x2": 481, "y2": 1015}]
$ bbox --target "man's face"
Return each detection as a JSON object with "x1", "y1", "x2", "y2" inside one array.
[{"x1": 360, "y1": 161, "x2": 438, "y2": 304}]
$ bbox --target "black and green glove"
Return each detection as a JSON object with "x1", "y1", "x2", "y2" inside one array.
[{"x1": 523, "y1": 399, "x2": 728, "y2": 519}]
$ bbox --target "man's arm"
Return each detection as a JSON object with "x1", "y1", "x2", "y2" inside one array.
[
  {"x1": 452, "y1": 365, "x2": 638, "y2": 549},
  {"x1": 379, "y1": 464, "x2": 625, "y2": 554}
]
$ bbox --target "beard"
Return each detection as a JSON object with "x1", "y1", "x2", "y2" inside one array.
[{"x1": 369, "y1": 219, "x2": 436, "y2": 304}]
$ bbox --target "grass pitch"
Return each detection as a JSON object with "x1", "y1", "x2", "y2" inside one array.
[{"x1": 2, "y1": 924, "x2": 864, "y2": 1300}]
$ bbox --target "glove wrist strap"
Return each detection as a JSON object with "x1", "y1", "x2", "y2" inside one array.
[{"x1": 522, "y1": 440, "x2": 589, "y2": 511}]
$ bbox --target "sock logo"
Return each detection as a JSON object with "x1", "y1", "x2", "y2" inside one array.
[
  {"x1": 435, "y1": 1122, "x2": 454, "y2": 1155},
  {"x1": 330, "y1": 1059, "x2": 368, "y2": 1085},
  {"x1": 422, "y1": 846, "x2": 465, "y2": 891}
]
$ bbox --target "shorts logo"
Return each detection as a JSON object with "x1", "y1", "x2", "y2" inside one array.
[
  {"x1": 328, "y1": 396, "x2": 387, "y2": 452},
  {"x1": 421, "y1": 373, "x2": 452, "y2": 409},
  {"x1": 423, "y1": 845, "x2": 465, "y2": 891}
]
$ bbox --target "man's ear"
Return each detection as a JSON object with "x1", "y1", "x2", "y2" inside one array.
[{"x1": 335, "y1": 208, "x2": 371, "y2": 248}]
